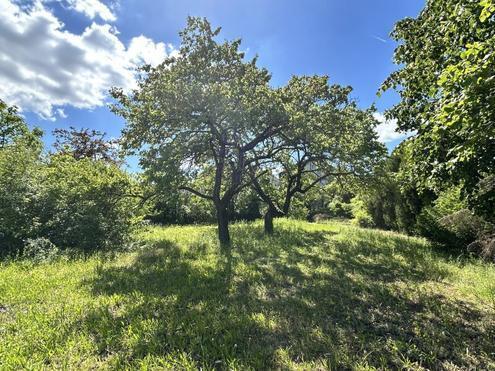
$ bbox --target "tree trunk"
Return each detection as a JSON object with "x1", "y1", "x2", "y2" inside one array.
[
  {"x1": 264, "y1": 208, "x2": 275, "y2": 234},
  {"x1": 216, "y1": 204, "x2": 231, "y2": 250}
]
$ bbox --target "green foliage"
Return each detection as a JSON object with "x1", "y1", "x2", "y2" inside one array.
[
  {"x1": 0, "y1": 152, "x2": 140, "y2": 257},
  {"x1": 415, "y1": 187, "x2": 493, "y2": 248},
  {"x1": 111, "y1": 17, "x2": 289, "y2": 245},
  {"x1": 1, "y1": 220, "x2": 494, "y2": 369},
  {"x1": 35, "y1": 155, "x2": 140, "y2": 253},
  {"x1": 231, "y1": 188, "x2": 262, "y2": 221},
  {"x1": 111, "y1": 17, "x2": 385, "y2": 240},
  {"x1": 432, "y1": 185, "x2": 467, "y2": 216},
  {"x1": 382, "y1": 0, "x2": 495, "y2": 220},
  {"x1": 148, "y1": 185, "x2": 260, "y2": 225},
  {"x1": 22, "y1": 238, "x2": 59, "y2": 263},
  {"x1": 350, "y1": 197, "x2": 375, "y2": 228},
  {"x1": 326, "y1": 198, "x2": 353, "y2": 219},
  {"x1": 0, "y1": 130, "x2": 43, "y2": 255},
  {"x1": 250, "y1": 78, "x2": 385, "y2": 231},
  {"x1": 0, "y1": 100, "x2": 30, "y2": 148},
  {"x1": 0, "y1": 104, "x2": 141, "y2": 257},
  {"x1": 352, "y1": 145, "x2": 493, "y2": 251},
  {"x1": 350, "y1": 143, "x2": 426, "y2": 233}
]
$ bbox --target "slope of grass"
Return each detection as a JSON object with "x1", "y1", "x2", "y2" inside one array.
[{"x1": 1, "y1": 219, "x2": 494, "y2": 369}]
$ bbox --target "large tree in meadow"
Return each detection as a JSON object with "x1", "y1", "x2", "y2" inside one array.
[
  {"x1": 382, "y1": 0, "x2": 495, "y2": 221},
  {"x1": 249, "y1": 76, "x2": 386, "y2": 233},
  {"x1": 111, "y1": 17, "x2": 287, "y2": 248}
]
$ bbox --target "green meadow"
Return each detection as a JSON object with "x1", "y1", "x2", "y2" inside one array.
[{"x1": 1, "y1": 219, "x2": 494, "y2": 370}]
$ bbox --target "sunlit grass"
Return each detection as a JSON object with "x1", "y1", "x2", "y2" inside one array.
[{"x1": 1, "y1": 219, "x2": 494, "y2": 369}]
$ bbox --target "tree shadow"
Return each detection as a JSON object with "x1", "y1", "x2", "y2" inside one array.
[{"x1": 83, "y1": 223, "x2": 495, "y2": 369}]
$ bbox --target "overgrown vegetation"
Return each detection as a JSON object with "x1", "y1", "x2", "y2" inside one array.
[
  {"x1": 1, "y1": 220, "x2": 494, "y2": 369},
  {"x1": 0, "y1": 100, "x2": 141, "y2": 258},
  {"x1": 374, "y1": 0, "x2": 495, "y2": 256}
]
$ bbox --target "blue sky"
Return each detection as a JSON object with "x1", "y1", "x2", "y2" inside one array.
[{"x1": 1, "y1": 0, "x2": 425, "y2": 168}]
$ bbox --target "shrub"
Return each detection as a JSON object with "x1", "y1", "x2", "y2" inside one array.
[
  {"x1": 468, "y1": 235, "x2": 495, "y2": 262},
  {"x1": 327, "y1": 199, "x2": 353, "y2": 219},
  {"x1": 414, "y1": 206, "x2": 458, "y2": 246},
  {"x1": 350, "y1": 197, "x2": 375, "y2": 228},
  {"x1": 36, "y1": 155, "x2": 140, "y2": 253},
  {"x1": 22, "y1": 238, "x2": 59, "y2": 263},
  {"x1": 0, "y1": 137, "x2": 42, "y2": 257},
  {"x1": 415, "y1": 188, "x2": 493, "y2": 249},
  {"x1": 438, "y1": 209, "x2": 490, "y2": 242},
  {"x1": 1, "y1": 150, "x2": 141, "y2": 258}
]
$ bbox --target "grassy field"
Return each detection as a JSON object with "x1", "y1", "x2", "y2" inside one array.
[{"x1": 1, "y1": 219, "x2": 494, "y2": 370}]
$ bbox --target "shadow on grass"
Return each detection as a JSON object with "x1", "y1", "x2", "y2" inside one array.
[{"x1": 84, "y1": 224, "x2": 495, "y2": 369}]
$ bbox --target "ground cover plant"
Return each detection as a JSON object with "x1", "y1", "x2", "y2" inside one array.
[{"x1": 1, "y1": 219, "x2": 494, "y2": 369}]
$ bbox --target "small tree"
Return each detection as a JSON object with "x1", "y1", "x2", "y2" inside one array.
[
  {"x1": 249, "y1": 76, "x2": 386, "y2": 233},
  {"x1": 111, "y1": 17, "x2": 287, "y2": 248},
  {"x1": 53, "y1": 126, "x2": 120, "y2": 163}
]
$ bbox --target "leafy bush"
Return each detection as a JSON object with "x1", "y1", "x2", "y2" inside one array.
[
  {"x1": 414, "y1": 206, "x2": 457, "y2": 246},
  {"x1": 0, "y1": 146, "x2": 141, "y2": 258},
  {"x1": 0, "y1": 136, "x2": 43, "y2": 256},
  {"x1": 438, "y1": 210, "x2": 489, "y2": 243},
  {"x1": 414, "y1": 187, "x2": 493, "y2": 249},
  {"x1": 36, "y1": 155, "x2": 140, "y2": 253},
  {"x1": 350, "y1": 197, "x2": 374, "y2": 228},
  {"x1": 22, "y1": 238, "x2": 59, "y2": 263},
  {"x1": 327, "y1": 199, "x2": 353, "y2": 219}
]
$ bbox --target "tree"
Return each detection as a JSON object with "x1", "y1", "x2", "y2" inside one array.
[
  {"x1": 111, "y1": 17, "x2": 287, "y2": 248},
  {"x1": 249, "y1": 76, "x2": 386, "y2": 233},
  {"x1": 0, "y1": 101, "x2": 43, "y2": 255},
  {"x1": 0, "y1": 99, "x2": 42, "y2": 149},
  {"x1": 53, "y1": 126, "x2": 120, "y2": 163},
  {"x1": 382, "y1": 0, "x2": 495, "y2": 222}
]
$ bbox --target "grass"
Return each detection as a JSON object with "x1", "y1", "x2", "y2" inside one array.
[{"x1": 1, "y1": 219, "x2": 495, "y2": 369}]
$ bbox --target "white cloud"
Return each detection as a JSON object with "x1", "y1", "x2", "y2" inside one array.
[
  {"x1": 0, "y1": 0, "x2": 174, "y2": 119},
  {"x1": 373, "y1": 112, "x2": 413, "y2": 143},
  {"x1": 56, "y1": 108, "x2": 67, "y2": 118},
  {"x1": 66, "y1": 0, "x2": 116, "y2": 21},
  {"x1": 127, "y1": 35, "x2": 174, "y2": 67}
]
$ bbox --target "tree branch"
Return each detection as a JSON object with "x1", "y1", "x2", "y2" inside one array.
[{"x1": 179, "y1": 186, "x2": 213, "y2": 200}]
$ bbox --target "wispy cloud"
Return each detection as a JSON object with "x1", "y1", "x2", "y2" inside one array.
[{"x1": 371, "y1": 35, "x2": 388, "y2": 44}]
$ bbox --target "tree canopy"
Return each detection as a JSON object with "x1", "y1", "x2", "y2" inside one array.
[
  {"x1": 111, "y1": 17, "x2": 288, "y2": 247},
  {"x1": 53, "y1": 127, "x2": 120, "y2": 163},
  {"x1": 382, "y1": 0, "x2": 495, "y2": 221},
  {"x1": 111, "y1": 17, "x2": 387, "y2": 245},
  {"x1": 250, "y1": 76, "x2": 385, "y2": 233}
]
